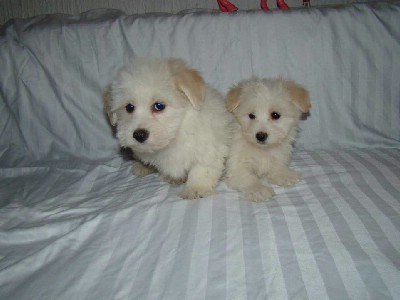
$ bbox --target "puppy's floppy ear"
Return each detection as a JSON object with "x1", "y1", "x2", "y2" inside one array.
[
  {"x1": 226, "y1": 85, "x2": 241, "y2": 112},
  {"x1": 103, "y1": 86, "x2": 118, "y2": 126},
  {"x1": 168, "y1": 59, "x2": 205, "y2": 110},
  {"x1": 285, "y1": 80, "x2": 311, "y2": 113}
]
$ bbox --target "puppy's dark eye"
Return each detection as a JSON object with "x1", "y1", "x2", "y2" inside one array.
[
  {"x1": 153, "y1": 102, "x2": 166, "y2": 112},
  {"x1": 126, "y1": 104, "x2": 135, "y2": 113},
  {"x1": 271, "y1": 112, "x2": 281, "y2": 120},
  {"x1": 249, "y1": 113, "x2": 256, "y2": 119}
]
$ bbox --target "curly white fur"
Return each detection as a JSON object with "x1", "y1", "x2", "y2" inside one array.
[
  {"x1": 104, "y1": 58, "x2": 233, "y2": 199},
  {"x1": 225, "y1": 78, "x2": 311, "y2": 202}
]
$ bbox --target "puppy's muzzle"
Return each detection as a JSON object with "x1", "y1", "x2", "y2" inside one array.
[
  {"x1": 133, "y1": 129, "x2": 149, "y2": 143},
  {"x1": 256, "y1": 132, "x2": 268, "y2": 143}
]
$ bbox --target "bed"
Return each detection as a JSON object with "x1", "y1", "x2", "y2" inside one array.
[{"x1": 1, "y1": 2, "x2": 399, "y2": 299}]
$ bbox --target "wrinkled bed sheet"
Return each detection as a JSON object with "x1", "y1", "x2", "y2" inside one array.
[{"x1": 1, "y1": 148, "x2": 400, "y2": 299}]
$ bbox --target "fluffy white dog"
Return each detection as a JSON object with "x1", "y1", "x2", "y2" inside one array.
[
  {"x1": 104, "y1": 58, "x2": 233, "y2": 199},
  {"x1": 225, "y1": 78, "x2": 311, "y2": 202}
]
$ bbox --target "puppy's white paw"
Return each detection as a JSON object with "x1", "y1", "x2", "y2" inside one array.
[
  {"x1": 132, "y1": 162, "x2": 156, "y2": 177},
  {"x1": 161, "y1": 175, "x2": 187, "y2": 185},
  {"x1": 245, "y1": 186, "x2": 275, "y2": 202},
  {"x1": 179, "y1": 186, "x2": 215, "y2": 200},
  {"x1": 269, "y1": 170, "x2": 302, "y2": 187}
]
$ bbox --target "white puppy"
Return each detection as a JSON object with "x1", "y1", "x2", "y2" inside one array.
[
  {"x1": 225, "y1": 78, "x2": 311, "y2": 202},
  {"x1": 104, "y1": 58, "x2": 232, "y2": 199}
]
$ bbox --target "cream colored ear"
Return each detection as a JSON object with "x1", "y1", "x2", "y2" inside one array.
[
  {"x1": 168, "y1": 59, "x2": 205, "y2": 110},
  {"x1": 103, "y1": 86, "x2": 118, "y2": 126},
  {"x1": 226, "y1": 85, "x2": 241, "y2": 112},
  {"x1": 285, "y1": 80, "x2": 311, "y2": 113}
]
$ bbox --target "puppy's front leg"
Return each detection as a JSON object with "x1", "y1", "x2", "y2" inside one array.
[
  {"x1": 226, "y1": 166, "x2": 275, "y2": 202},
  {"x1": 267, "y1": 165, "x2": 302, "y2": 187},
  {"x1": 179, "y1": 164, "x2": 220, "y2": 199},
  {"x1": 132, "y1": 160, "x2": 157, "y2": 177}
]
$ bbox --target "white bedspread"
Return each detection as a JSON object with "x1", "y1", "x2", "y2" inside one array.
[{"x1": 1, "y1": 149, "x2": 399, "y2": 299}]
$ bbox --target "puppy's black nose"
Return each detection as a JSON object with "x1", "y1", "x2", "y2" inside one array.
[
  {"x1": 256, "y1": 132, "x2": 268, "y2": 143},
  {"x1": 133, "y1": 129, "x2": 149, "y2": 143}
]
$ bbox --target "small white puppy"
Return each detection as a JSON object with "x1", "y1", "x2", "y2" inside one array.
[
  {"x1": 104, "y1": 58, "x2": 232, "y2": 199},
  {"x1": 225, "y1": 78, "x2": 311, "y2": 202}
]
